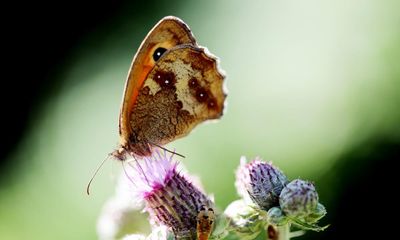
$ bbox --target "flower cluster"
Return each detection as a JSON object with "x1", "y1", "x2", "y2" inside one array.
[
  {"x1": 97, "y1": 152, "x2": 327, "y2": 240},
  {"x1": 232, "y1": 156, "x2": 328, "y2": 235}
]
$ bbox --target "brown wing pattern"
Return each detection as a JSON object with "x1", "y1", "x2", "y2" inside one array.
[
  {"x1": 127, "y1": 45, "x2": 226, "y2": 155},
  {"x1": 119, "y1": 16, "x2": 197, "y2": 148}
]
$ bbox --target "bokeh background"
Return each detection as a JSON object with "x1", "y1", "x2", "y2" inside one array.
[{"x1": 1, "y1": 0, "x2": 399, "y2": 239}]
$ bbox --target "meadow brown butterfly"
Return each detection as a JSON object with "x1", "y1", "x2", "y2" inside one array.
[{"x1": 113, "y1": 16, "x2": 226, "y2": 160}]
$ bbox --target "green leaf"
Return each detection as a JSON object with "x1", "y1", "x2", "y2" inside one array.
[{"x1": 291, "y1": 218, "x2": 330, "y2": 232}]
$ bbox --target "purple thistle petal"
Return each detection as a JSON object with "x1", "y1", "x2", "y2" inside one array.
[{"x1": 126, "y1": 150, "x2": 214, "y2": 239}]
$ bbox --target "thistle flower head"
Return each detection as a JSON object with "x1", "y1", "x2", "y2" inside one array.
[
  {"x1": 127, "y1": 150, "x2": 178, "y2": 199},
  {"x1": 279, "y1": 179, "x2": 319, "y2": 218},
  {"x1": 235, "y1": 156, "x2": 289, "y2": 211},
  {"x1": 127, "y1": 150, "x2": 214, "y2": 239}
]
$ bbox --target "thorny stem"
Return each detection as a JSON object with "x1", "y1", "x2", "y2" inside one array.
[{"x1": 267, "y1": 224, "x2": 290, "y2": 240}]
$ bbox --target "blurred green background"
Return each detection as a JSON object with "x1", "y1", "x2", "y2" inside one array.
[{"x1": 1, "y1": 0, "x2": 399, "y2": 239}]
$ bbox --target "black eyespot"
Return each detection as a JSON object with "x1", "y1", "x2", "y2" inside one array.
[
  {"x1": 189, "y1": 78, "x2": 198, "y2": 88},
  {"x1": 153, "y1": 47, "x2": 167, "y2": 61},
  {"x1": 196, "y1": 88, "x2": 208, "y2": 102}
]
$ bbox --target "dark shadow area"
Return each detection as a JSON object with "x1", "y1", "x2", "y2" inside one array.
[
  {"x1": 304, "y1": 136, "x2": 399, "y2": 239},
  {"x1": 1, "y1": 0, "x2": 171, "y2": 181},
  {"x1": 2, "y1": 1, "x2": 122, "y2": 165}
]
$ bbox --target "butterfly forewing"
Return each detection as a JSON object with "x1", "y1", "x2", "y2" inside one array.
[
  {"x1": 129, "y1": 45, "x2": 226, "y2": 150},
  {"x1": 119, "y1": 16, "x2": 197, "y2": 148},
  {"x1": 112, "y1": 16, "x2": 226, "y2": 159}
]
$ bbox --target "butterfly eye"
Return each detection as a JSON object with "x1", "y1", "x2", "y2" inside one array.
[{"x1": 153, "y1": 47, "x2": 167, "y2": 61}]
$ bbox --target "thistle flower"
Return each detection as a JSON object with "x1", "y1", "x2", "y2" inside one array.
[
  {"x1": 127, "y1": 150, "x2": 214, "y2": 240},
  {"x1": 279, "y1": 179, "x2": 318, "y2": 218},
  {"x1": 235, "y1": 156, "x2": 289, "y2": 211}
]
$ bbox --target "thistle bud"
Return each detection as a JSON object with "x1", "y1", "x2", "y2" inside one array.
[
  {"x1": 127, "y1": 150, "x2": 214, "y2": 239},
  {"x1": 279, "y1": 179, "x2": 318, "y2": 218},
  {"x1": 235, "y1": 157, "x2": 289, "y2": 210}
]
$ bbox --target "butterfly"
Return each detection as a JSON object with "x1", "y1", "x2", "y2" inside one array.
[{"x1": 112, "y1": 16, "x2": 226, "y2": 160}]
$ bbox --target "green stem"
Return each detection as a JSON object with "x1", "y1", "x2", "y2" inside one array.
[{"x1": 277, "y1": 224, "x2": 290, "y2": 240}]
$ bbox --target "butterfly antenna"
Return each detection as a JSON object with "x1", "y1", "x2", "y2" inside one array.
[
  {"x1": 126, "y1": 153, "x2": 150, "y2": 185},
  {"x1": 86, "y1": 154, "x2": 111, "y2": 195},
  {"x1": 122, "y1": 160, "x2": 137, "y2": 186},
  {"x1": 148, "y1": 141, "x2": 185, "y2": 158}
]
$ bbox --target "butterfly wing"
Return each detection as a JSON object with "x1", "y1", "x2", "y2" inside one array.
[
  {"x1": 119, "y1": 16, "x2": 197, "y2": 148},
  {"x1": 128, "y1": 44, "x2": 226, "y2": 151}
]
